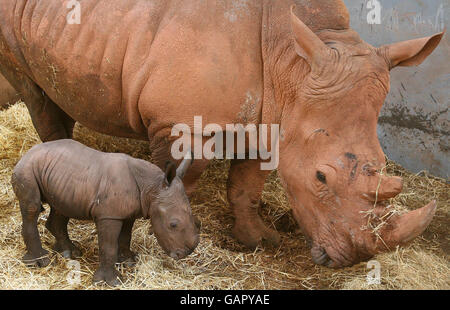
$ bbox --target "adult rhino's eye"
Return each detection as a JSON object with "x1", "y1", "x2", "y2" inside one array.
[
  {"x1": 169, "y1": 220, "x2": 178, "y2": 229},
  {"x1": 316, "y1": 171, "x2": 327, "y2": 184}
]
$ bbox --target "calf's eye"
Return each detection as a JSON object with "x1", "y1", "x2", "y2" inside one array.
[
  {"x1": 169, "y1": 221, "x2": 178, "y2": 229},
  {"x1": 316, "y1": 171, "x2": 327, "y2": 184}
]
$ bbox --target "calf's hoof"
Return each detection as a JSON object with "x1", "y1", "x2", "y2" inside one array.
[
  {"x1": 93, "y1": 267, "x2": 123, "y2": 287},
  {"x1": 22, "y1": 251, "x2": 51, "y2": 267},
  {"x1": 118, "y1": 250, "x2": 137, "y2": 267},
  {"x1": 53, "y1": 242, "x2": 82, "y2": 259}
]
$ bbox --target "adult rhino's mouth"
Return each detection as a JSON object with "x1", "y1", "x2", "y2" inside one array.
[
  {"x1": 311, "y1": 244, "x2": 334, "y2": 267},
  {"x1": 310, "y1": 240, "x2": 363, "y2": 268},
  {"x1": 310, "y1": 200, "x2": 437, "y2": 268}
]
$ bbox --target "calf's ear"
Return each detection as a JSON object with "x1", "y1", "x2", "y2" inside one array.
[
  {"x1": 382, "y1": 31, "x2": 445, "y2": 69},
  {"x1": 176, "y1": 152, "x2": 194, "y2": 180},
  {"x1": 164, "y1": 161, "x2": 177, "y2": 186}
]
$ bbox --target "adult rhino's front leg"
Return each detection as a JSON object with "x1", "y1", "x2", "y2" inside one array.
[
  {"x1": 0, "y1": 40, "x2": 75, "y2": 142},
  {"x1": 25, "y1": 91, "x2": 75, "y2": 142},
  {"x1": 227, "y1": 159, "x2": 280, "y2": 249},
  {"x1": 0, "y1": 68, "x2": 74, "y2": 141}
]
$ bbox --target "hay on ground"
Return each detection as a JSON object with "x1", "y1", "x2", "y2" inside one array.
[{"x1": 0, "y1": 102, "x2": 448, "y2": 290}]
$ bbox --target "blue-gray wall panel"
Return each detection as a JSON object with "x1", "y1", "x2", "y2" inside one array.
[{"x1": 343, "y1": 0, "x2": 449, "y2": 179}]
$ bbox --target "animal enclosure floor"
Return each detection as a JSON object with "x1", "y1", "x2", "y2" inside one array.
[{"x1": 0, "y1": 103, "x2": 449, "y2": 289}]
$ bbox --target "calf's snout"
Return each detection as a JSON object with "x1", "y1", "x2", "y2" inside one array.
[
  {"x1": 170, "y1": 244, "x2": 197, "y2": 260},
  {"x1": 168, "y1": 231, "x2": 199, "y2": 260}
]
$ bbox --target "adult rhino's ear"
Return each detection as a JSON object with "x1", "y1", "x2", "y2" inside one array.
[
  {"x1": 176, "y1": 152, "x2": 194, "y2": 180},
  {"x1": 290, "y1": 5, "x2": 329, "y2": 67},
  {"x1": 164, "y1": 161, "x2": 177, "y2": 186},
  {"x1": 382, "y1": 31, "x2": 445, "y2": 69}
]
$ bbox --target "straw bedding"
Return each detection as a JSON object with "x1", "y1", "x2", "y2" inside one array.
[{"x1": 0, "y1": 102, "x2": 448, "y2": 289}]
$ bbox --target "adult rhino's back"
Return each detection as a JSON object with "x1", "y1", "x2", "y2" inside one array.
[{"x1": 0, "y1": 0, "x2": 264, "y2": 140}]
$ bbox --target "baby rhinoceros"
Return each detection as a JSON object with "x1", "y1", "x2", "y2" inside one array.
[{"x1": 11, "y1": 139, "x2": 200, "y2": 286}]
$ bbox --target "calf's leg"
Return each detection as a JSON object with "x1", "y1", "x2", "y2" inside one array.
[
  {"x1": 45, "y1": 208, "x2": 82, "y2": 259},
  {"x1": 117, "y1": 219, "x2": 136, "y2": 266},
  {"x1": 19, "y1": 201, "x2": 50, "y2": 267},
  {"x1": 11, "y1": 173, "x2": 50, "y2": 267},
  {"x1": 227, "y1": 159, "x2": 280, "y2": 249},
  {"x1": 93, "y1": 219, "x2": 123, "y2": 286}
]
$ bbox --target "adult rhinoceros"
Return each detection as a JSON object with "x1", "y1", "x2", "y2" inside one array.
[{"x1": 0, "y1": 0, "x2": 444, "y2": 267}]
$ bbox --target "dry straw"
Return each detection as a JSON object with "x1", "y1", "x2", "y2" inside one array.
[{"x1": 0, "y1": 102, "x2": 448, "y2": 290}]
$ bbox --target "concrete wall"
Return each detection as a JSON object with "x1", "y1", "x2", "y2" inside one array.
[{"x1": 343, "y1": 0, "x2": 449, "y2": 179}]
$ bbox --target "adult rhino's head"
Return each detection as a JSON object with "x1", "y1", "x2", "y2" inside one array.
[{"x1": 277, "y1": 7, "x2": 443, "y2": 268}]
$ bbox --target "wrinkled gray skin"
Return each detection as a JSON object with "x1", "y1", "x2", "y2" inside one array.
[{"x1": 11, "y1": 139, "x2": 199, "y2": 286}]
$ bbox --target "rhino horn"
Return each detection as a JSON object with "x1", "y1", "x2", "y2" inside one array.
[
  {"x1": 368, "y1": 175, "x2": 403, "y2": 201},
  {"x1": 376, "y1": 200, "x2": 437, "y2": 252}
]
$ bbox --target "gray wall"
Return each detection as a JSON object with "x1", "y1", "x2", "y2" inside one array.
[{"x1": 343, "y1": 0, "x2": 449, "y2": 179}]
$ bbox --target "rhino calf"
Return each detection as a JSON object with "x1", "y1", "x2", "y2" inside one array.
[{"x1": 11, "y1": 139, "x2": 199, "y2": 286}]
